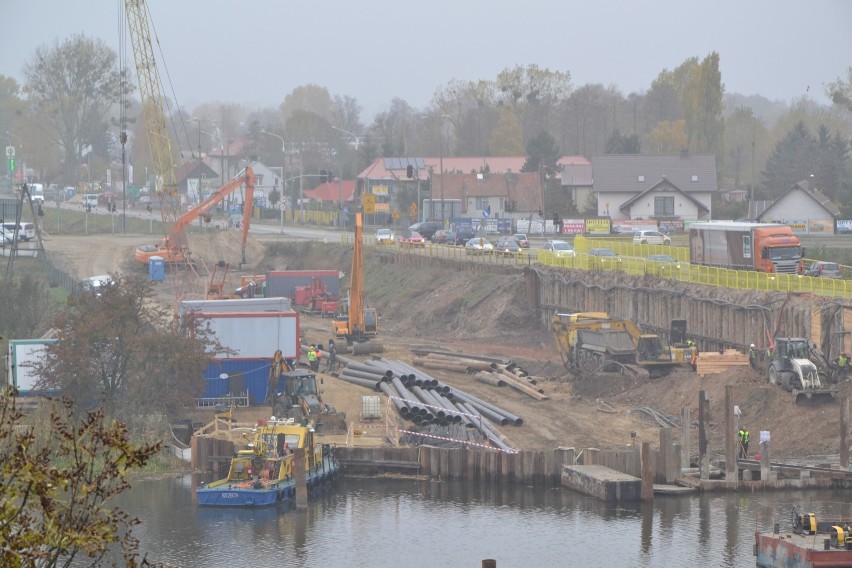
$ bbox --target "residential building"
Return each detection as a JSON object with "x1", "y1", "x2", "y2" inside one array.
[{"x1": 757, "y1": 179, "x2": 840, "y2": 235}]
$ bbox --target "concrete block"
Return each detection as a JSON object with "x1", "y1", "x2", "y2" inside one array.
[{"x1": 561, "y1": 464, "x2": 641, "y2": 503}]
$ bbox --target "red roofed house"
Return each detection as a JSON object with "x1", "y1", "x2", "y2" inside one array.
[{"x1": 302, "y1": 178, "x2": 357, "y2": 206}]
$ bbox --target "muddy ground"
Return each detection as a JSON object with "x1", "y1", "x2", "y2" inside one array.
[{"x1": 45, "y1": 230, "x2": 852, "y2": 462}]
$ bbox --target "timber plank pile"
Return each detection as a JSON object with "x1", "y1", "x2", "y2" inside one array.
[{"x1": 695, "y1": 349, "x2": 750, "y2": 374}]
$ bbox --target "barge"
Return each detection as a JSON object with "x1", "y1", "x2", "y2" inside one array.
[
  {"x1": 196, "y1": 417, "x2": 339, "y2": 507},
  {"x1": 755, "y1": 509, "x2": 852, "y2": 567}
]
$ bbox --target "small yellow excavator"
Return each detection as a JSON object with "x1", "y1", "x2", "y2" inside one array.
[
  {"x1": 266, "y1": 350, "x2": 347, "y2": 432},
  {"x1": 552, "y1": 312, "x2": 697, "y2": 379}
]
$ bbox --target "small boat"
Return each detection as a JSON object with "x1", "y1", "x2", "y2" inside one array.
[{"x1": 196, "y1": 417, "x2": 339, "y2": 507}]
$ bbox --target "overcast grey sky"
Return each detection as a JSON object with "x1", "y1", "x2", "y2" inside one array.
[{"x1": 2, "y1": 0, "x2": 850, "y2": 120}]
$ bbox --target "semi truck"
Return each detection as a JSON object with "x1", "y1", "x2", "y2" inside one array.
[{"x1": 688, "y1": 221, "x2": 802, "y2": 274}]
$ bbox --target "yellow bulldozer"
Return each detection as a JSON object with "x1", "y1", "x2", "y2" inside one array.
[{"x1": 552, "y1": 312, "x2": 697, "y2": 379}]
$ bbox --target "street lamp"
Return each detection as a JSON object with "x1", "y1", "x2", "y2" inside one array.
[
  {"x1": 332, "y1": 125, "x2": 361, "y2": 230},
  {"x1": 261, "y1": 130, "x2": 287, "y2": 233},
  {"x1": 436, "y1": 115, "x2": 453, "y2": 225}
]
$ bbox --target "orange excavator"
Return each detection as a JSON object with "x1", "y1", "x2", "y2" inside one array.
[
  {"x1": 332, "y1": 211, "x2": 378, "y2": 342},
  {"x1": 135, "y1": 166, "x2": 256, "y2": 266}
]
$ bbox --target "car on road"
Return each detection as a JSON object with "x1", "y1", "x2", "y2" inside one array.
[
  {"x1": 0, "y1": 228, "x2": 14, "y2": 244},
  {"x1": 648, "y1": 254, "x2": 677, "y2": 263},
  {"x1": 450, "y1": 227, "x2": 475, "y2": 246},
  {"x1": 398, "y1": 229, "x2": 426, "y2": 247},
  {"x1": 588, "y1": 247, "x2": 618, "y2": 257},
  {"x1": 804, "y1": 261, "x2": 841, "y2": 278},
  {"x1": 98, "y1": 192, "x2": 119, "y2": 205},
  {"x1": 138, "y1": 194, "x2": 151, "y2": 204},
  {"x1": 632, "y1": 230, "x2": 671, "y2": 245},
  {"x1": 543, "y1": 240, "x2": 575, "y2": 257},
  {"x1": 431, "y1": 229, "x2": 453, "y2": 244},
  {"x1": 376, "y1": 228, "x2": 395, "y2": 245},
  {"x1": 512, "y1": 233, "x2": 530, "y2": 248},
  {"x1": 464, "y1": 237, "x2": 493, "y2": 255},
  {"x1": 494, "y1": 236, "x2": 521, "y2": 255},
  {"x1": 409, "y1": 221, "x2": 442, "y2": 240}
]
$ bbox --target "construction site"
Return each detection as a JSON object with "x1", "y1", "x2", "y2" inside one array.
[{"x1": 45, "y1": 230, "x2": 852, "y2": 468}]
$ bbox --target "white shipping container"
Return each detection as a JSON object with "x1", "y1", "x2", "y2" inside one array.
[
  {"x1": 179, "y1": 296, "x2": 292, "y2": 318},
  {"x1": 7, "y1": 339, "x2": 58, "y2": 392},
  {"x1": 191, "y1": 311, "x2": 299, "y2": 359}
]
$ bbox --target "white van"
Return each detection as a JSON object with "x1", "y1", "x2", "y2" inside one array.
[
  {"x1": 83, "y1": 194, "x2": 99, "y2": 208},
  {"x1": 28, "y1": 183, "x2": 44, "y2": 202},
  {"x1": 80, "y1": 274, "x2": 114, "y2": 295},
  {"x1": 1, "y1": 222, "x2": 36, "y2": 241}
]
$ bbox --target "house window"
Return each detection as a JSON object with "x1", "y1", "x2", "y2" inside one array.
[
  {"x1": 654, "y1": 196, "x2": 674, "y2": 216},
  {"x1": 477, "y1": 197, "x2": 489, "y2": 210}
]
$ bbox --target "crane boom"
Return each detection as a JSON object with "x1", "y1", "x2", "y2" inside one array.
[
  {"x1": 332, "y1": 211, "x2": 378, "y2": 341},
  {"x1": 124, "y1": 0, "x2": 181, "y2": 226}
]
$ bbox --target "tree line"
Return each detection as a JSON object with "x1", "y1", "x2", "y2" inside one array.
[{"x1": 1, "y1": 35, "x2": 850, "y2": 215}]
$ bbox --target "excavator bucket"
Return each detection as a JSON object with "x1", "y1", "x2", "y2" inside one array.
[{"x1": 793, "y1": 388, "x2": 838, "y2": 404}]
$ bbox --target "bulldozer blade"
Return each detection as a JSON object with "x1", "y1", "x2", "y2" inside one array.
[{"x1": 793, "y1": 389, "x2": 838, "y2": 404}]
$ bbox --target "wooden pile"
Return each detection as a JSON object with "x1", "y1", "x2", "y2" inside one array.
[{"x1": 695, "y1": 349, "x2": 751, "y2": 374}]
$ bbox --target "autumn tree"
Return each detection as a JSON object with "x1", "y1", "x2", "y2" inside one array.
[
  {"x1": 722, "y1": 106, "x2": 767, "y2": 190},
  {"x1": 31, "y1": 274, "x2": 230, "y2": 417},
  {"x1": 0, "y1": 388, "x2": 160, "y2": 567},
  {"x1": 826, "y1": 67, "x2": 852, "y2": 111},
  {"x1": 683, "y1": 52, "x2": 725, "y2": 157},
  {"x1": 647, "y1": 120, "x2": 688, "y2": 154},
  {"x1": 23, "y1": 34, "x2": 127, "y2": 185}
]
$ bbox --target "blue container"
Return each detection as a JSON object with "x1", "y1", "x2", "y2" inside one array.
[
  {"x1": 148, "y1": 255, "x2": 165, "y2": 281},
  {"x1": 203, "y1": 359, "x2": 274, "y2": 405}
]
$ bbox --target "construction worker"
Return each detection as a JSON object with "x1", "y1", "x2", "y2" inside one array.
[
  {"x1": 748, "y1": 344, "x2": 757, "y2": 370},
  {"x1": 836, "y1": 353, "x2": 849, "y2": 381},
  {"x1": 738, "y1": 428, "x2": 750, "y2": 459},
  {"x1": 307, "y1": 345, "x2": 318, "y2": 372},
  {"x1": 327, "y1": 339, "x2": 337, "y2": 372}
]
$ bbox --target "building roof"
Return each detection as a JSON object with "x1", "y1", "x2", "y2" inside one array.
[
  {"x1": 591, "y1": 153, "x2": 718, "y2": 193},
  {"x1": 432, "y1": 172, "x2": 542, "y2": 213},
  {"x1": 302, "y1": 179, "x2": 357, "y2": 203},
  {"x1": 758, "y1": 179, "x2": 841, "y2": 220},
  {"x1": 561, "y1": 162, "x2": 593, "y2": 186},
  {"x1": 618, "y1": 177, "x2": 709, "y2": 215},
  {"x1": 358, "y1": 155, "x2": 589, "y2": 182},
  {"x1": 174, "y1": 160, "x2": 218, "y2": 185}
]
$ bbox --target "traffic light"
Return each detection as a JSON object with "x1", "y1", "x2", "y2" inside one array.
[
  {"x1": 8, "y1": 158, "x2": 14, "y2": 172},
  {"x1": 86, "y1": 204, "x2": 92, "y2": 213},
  {"x1": 146, "y1": 204, "x2": 152, "y2": 213},
  {"x1": 37, "y1": 203, "x2": 44, "y2": 217},
  {"x1": 406, "y1": 164, "x2": 414, "y2": 179}
]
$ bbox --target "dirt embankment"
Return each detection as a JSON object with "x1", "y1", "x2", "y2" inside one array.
[{"x1": 44, "y1": 232, "x2": 851, "y2": 460}]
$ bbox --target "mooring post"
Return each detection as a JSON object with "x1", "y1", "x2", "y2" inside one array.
[
  {"x1": 659, "y1": 427, "x2": 673, "y2": 483},
  {"x1": 841, "y1": 397, "x2": 849, "y2": 470},
  {"x1": 699, "y1": 390, "x2": 709, "y2": 480},
  {"x1": 641, "y1": 441, "x2": 654, "y2": 502},
  {"x1": 725, "y1": 385, "x2": 736, "y2": 482},
  {"x1": 760, "y1": 433, "x2": 771, "y2": 481},
  {"x1": 681, "y1": 406, "x2": 690, "y2": 471},
  {"x1": 294, "y1": 448, "x2": 308, "y2": 509}
]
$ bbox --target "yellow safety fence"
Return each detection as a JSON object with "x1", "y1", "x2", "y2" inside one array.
[{"x1": 346, "y1": 234, "x2": 852, "y2": 299}]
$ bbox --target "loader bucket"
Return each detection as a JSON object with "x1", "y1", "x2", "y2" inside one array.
[{"x1": 793, "y1": 388, "x2": 838, "y2": 404}]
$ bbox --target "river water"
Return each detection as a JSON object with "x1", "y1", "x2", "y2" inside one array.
[{"x1": 112, "y1": 475, "x2": 850, "y2": 568}]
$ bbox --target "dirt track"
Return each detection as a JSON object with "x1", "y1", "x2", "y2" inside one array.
[{"x1": 44, "y1": 231, "x2": 852, "y2": 461}]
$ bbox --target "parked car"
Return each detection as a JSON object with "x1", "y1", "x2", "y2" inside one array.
[
  {"x1": 0, "y1": 228, "x2": 14, "y2": 244},
  {"x1": 398, "y1": 229, "x2": 426, "y2": 247},
  {"x1": 464, "y1": 237, "x2": 493, "y2": 255},
  {"x1": 138, "y1": 194, "x2": 151, "y2": 204},
  {"x1": 431, "y1": 229, "x2": 453, "y2": 244},
  {"x1": 543, "y1": 240, "x2": 575, "y2": 257},
  {"x1": 376, "y1": 228, "x2": 395, "y2": 245},
  {"x1": 1, "y1": 222, "x2": 35, "y2": 241},
  {"x1": 494, "y1": 236, "x2": 521, "y2": 255},
  {"x1": 409, "y1": 221, "x2": 442, "y2": 240},
  {"x1": 648, "y1": 254, "x2": 677, "y2": 263},
  {"x1": 451, "y1": 227, "x2": 476, "y2": 246},
  {"x1": 632, "y1": 230, "x2": 671, "y2": 245},
  {"x1": 512, "y1": 233, "x2": 530, "y2": 248},
  {"x1": 804, "y1": 261, "x2": 841, "y2": 278},
  {"x1": 80, "y1": 274, "x2": 114, "y2": 296}
]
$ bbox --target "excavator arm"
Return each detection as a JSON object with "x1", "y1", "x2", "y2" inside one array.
[{"x1": 171, "y1": 166, "x2": 255, "y2": 238}]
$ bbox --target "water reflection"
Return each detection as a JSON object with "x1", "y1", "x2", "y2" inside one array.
[{"x1": 112, "y1": 475, "x2": 851, "y2": 568}]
